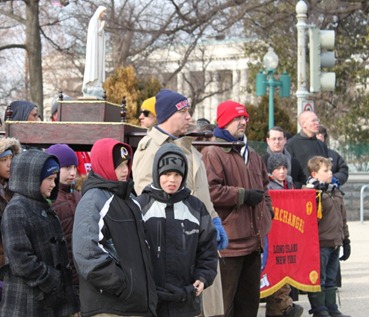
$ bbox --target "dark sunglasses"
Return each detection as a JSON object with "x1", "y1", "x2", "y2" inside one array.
[{"x1": 141, "y1": 110, "x2": 151, "y2": 117}]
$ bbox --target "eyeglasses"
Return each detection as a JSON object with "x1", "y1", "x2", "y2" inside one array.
[
  {"x1": 141, "y1": 110, "x2": 151, "y2": 117},
  {"x1": 269, "y1": 137, "x2": 284, "y2": 142},
  {"x1": 233, "y1": 116, "x2": 249, "y2": 123}
]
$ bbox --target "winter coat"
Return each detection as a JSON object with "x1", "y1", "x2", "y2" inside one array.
[
  {"x1": 319, "y1": 186, "x2": 349, "y2": 248},
  {"x1": 286, "y1": 131, "x2": 329, "y2": 178},
  {"x1": 0, "y1": 149, "x2": 79, "y2": 317},
  {"x1": 51, "y1": 183, "x2": 81, "y2": 287},
  {"x1": 201, "y1": 140, "x2": 273, "y2": 257},
  {"x1": 136, "y1": 144, "x2": 218, "y2": 317},
  {"x1": 73, "y1": 138, "x2": 157, "y2": 317}
]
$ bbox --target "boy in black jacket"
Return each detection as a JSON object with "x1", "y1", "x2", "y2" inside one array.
[{"x1": 136, "y1": 143, "x2": 217, "y2": 317}]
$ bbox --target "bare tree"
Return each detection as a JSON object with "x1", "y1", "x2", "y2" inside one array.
[{"x1": 1, "y1": 0, "x2": 368, "y2": 120}]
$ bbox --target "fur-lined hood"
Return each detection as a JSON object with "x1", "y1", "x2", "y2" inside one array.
[{"x1": 0, "y1": 137, "x2": 21, "y2": 156}]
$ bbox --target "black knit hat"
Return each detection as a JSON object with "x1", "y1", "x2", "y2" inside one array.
[
  {"x1": 267, "y1": 153, "x2": 288, "y2": 174},
  {"x1": 158, "y1": 153, "x2": 186, "y2": 177},
  {"x1": 112, "y1": 144, "x2": 131, "y2": 169},
  {"x1": 155, "y1": 89, "x2": 189, "y2": 124}
]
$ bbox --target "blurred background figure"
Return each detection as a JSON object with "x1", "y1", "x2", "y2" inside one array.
[
  {"x1": 316, "y1": 125, "x2": 348, "y2": 186},
  {"x1": 139, "y1": 96, "x2": 157, "y2": 129},
  {"x1": 4, "y1": 100, "x2": 38, "y2": 123}
]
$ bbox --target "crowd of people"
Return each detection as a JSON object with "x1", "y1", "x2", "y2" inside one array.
[{"x1": 0, "y1": 90, "x2": 351, "y2": 317}]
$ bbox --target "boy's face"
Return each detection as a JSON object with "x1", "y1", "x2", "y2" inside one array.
[
  {"x1": 271, "y1": 165, "x2": 288, "y2": 182},
  {"x1": 59, "y1": 165, "x2": 77, "y2": 185},
  {"x1": 40, "y1": 174, "x2": 57, "y2": 198},
  {"x1": 159, "y1": 171, "x2": 183, "y2": 194},
  {"x1": 312, "y1": 163, "x2": 332, "y2": 184},
  {"x1": 115, "y1": 160, "x2": 129, "y2": 181},
  {"x1": 0, "y1": 155, "x2": 13, "y2": 180}
]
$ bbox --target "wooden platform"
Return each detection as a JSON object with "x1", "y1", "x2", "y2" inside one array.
[{"x1": 5, "y1": 121, "x2": 146, "y2": 151}]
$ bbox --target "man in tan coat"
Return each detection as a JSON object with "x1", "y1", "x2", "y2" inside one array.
[{"x1": 132, "y1": 89, "x2": 226, "y2": 316}]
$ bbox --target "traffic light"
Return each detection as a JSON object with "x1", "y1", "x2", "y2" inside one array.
[{"x1": 309, "y1": 26, "x2": 336, "y2": 92}]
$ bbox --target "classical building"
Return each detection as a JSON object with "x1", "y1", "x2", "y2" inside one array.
[{"x1": 147, "y1": 38, "x2": 256, "y2": 123}]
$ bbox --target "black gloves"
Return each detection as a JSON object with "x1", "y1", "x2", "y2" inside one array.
[
  {"x1": 244, "y1": 189, "x2": 264, "y2": 207},
  {"x1": 157, "y1": 284, "x2": 196, "y2": 302},
  {"x1": 44, "y1": 284, "x2": 66, "y2": 308},
  {"x1": 340, "y1": 238, "x2": 351, "y2": 261}
]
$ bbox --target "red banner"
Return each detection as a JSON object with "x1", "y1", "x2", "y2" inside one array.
[{"x1": 260, "y1": 189, "x2": 321, "y2": 298}]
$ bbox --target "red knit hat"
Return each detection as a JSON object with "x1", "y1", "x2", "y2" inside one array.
[{"x1": 216, "y1": 100, "x2": 249, "y2": 128}]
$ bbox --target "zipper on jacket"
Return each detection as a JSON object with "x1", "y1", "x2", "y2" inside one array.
[
  {"x1": 157, "y1": 222, "x2": 161, "y2": 258},
  {"x1": 181, "y1": 222, "x2": 186, "y2": 251}
]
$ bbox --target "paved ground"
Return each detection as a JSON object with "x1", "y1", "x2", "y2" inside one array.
[{"x1": 257, "y1": 221, "x2": 369, "y2": 317}]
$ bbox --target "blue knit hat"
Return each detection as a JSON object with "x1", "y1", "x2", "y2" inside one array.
[
  {"x1": 155, "y1": 89, "x2": 189, "y2": 124},
  {"x1": 40, "y1": 158, "x2": 59, "y2": 181},
  {"x1": 46, "y1": 144, "x2": 78, "y2": 168}
]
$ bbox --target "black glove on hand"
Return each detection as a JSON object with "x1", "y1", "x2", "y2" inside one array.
[
  {"x1": 44, "y1": 284, "x2": 66, "y2": 308},
  {"x1": 244, "y1": 189, "x2": 264, "y2": 207},
  {"x1": 340, "y1": 238, "x2": 351, "y2": 261},
  {"x1": 157, "y1": 284, "x2": 196, "y2": 302}
]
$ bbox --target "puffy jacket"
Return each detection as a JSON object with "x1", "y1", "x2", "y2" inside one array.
[
  {"x1": 73, "y1": 171, "x2": 157, "y2": 316},
  {"x1": 136, "y1": 144, "x2": 217, "y2": 317}
]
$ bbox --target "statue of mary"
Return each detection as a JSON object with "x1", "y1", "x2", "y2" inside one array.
[{"x1": 82, "y1": 6, "x2": 107, "y2": 99}]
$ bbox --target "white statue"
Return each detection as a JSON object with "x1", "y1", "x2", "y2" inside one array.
[{"x1": 82, "y1": 6, "x2": 107, "y2": 99}]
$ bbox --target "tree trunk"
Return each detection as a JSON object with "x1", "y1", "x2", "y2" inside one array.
[{"x1": 25, "y1": 0, "x2": 43, "y2": 113}]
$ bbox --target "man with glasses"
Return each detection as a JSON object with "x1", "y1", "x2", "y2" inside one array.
[
  {"x1": 201, "y1": 100, "x2": 273, "y2": 317},
  {"x1": 263, "y1": 126, "x2": 306, "y2": 188},
  {"x1": 139, "y1": 96, "x2": 157, "y2": 129},
  {"x1": 286, "y1": 111, "x2": 329, "y2": 178}
]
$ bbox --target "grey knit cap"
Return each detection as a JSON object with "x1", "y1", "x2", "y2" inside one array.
[{"x1": 267, "y1": 153, "x2": 288, "y2": 174}]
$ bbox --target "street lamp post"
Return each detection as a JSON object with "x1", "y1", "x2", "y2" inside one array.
[{"x1": 256, "y1": 47, "x2": 290, "y2": 130}]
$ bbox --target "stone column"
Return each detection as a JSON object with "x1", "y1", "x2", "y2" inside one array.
[
  {"x1": 177, "y1": 72, "x2": 185, "y2": 94},
  {"x1": 232, "y1": 69, "x2": 240, "y2": 99},
  {"x1": 240, "y1": 68, "x2": 248, "y2": 103}
]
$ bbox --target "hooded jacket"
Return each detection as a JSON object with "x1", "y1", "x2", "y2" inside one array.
[
  {"x1": 5, "y1": 100, "x2": 36, "y2": 122},
  {"x1": 136, "y1": 144, "x2": 217, "y2": 317},
  {"x1": 0, "y1": 150, "x2": 79, "y2": 317},
  {"x1": 0, "y1": 137, "x2": 22, "y2": 267},
  {"x1": 72, "y1": 138, "x2": 157, "y2": 317}
]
